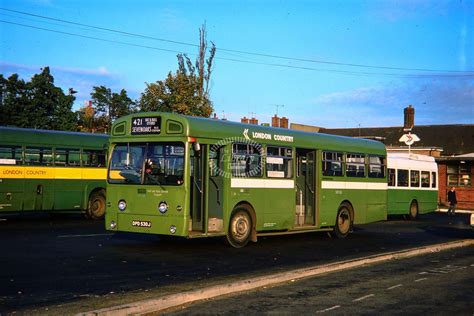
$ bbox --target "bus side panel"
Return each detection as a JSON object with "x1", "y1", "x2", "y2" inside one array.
[
  {"x1": 387, "y1": 189, "x2": 410, "y2": 215},
  {"x1": 22, "y1": 179, "x2": 54, "y2": 211},
  {"x1": 320, "y1": 188, "x2": 386, "y2": 226},
  {"x1": 54, "y1": 179, "x2": 83, "y2": 211},
  {"x1": 366, "y1": 189, "x2": 387, "y2": 222},
  {"x1": 418, "y1": 190, "x2": 438, "y2": 214},
  {"x1": 0, "y1": 178, "x2": 24, "y2": 212},
  {"x1": 260, "y1": 187, "x2": 294, "y2": 230}
]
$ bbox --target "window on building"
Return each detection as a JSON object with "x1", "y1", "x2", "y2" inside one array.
[
  {"x1": 231, "y1": 143, "x2": 262, "y2": 177},
  {"x1": 322, "y1": 151, "x2": 343, "y2": 176},
  {"x1": 397, "y1": 169, "x2": 409, "y2": 187},
  {"x1": 410, "y1": 170, "x2": 420, "y2": 187},
  {"x1": 266, "y1": 146, "x2": 293, "y2": 178},
  {"x1": 368, "y1": 155, "x2": 386, "y2": 178},
  {"x1": 447, "y1": 164, "x2": 472, "y2": 187},
  {"x1": 388, "y1": 168, "x2": 396, "y2": 186},
  {"x1": 346, "y1": 153, "x2": 365, "y2": 177}
]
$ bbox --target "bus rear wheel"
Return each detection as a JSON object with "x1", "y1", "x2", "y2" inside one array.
[
  {"x1": 226, "y1": 207, "x2": 253, "y2": 248},
  {"x1": 333, "y1": 203, "x2": 353, "y2": 239},
  {"x1": 408, "y1": 200, "x2": 418, "y2": 220},
  {"x1": 87, "y1": 190, "x2": 106, "y2": 220}
]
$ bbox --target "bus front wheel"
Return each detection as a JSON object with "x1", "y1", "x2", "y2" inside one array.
[
  {"x1": 226, "y1": 207, "x2": 253, "y2": 248},
  {"x1": 333, "y1": 203, "x2": 353, "y2": 239},
  {"x1": 87, "y1": 190, "x2": 106, "y2": 220}
]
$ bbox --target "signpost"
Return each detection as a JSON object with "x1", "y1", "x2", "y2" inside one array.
[{"x1": 399, "y1": 132, "x2": 420, "y2": 155}]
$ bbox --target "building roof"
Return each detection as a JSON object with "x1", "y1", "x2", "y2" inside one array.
[{"x1": 318, "y1": 124, "x2": 474, "y2": 156}]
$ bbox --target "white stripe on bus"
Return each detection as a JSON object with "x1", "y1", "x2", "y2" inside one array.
[
  {"x1": 231, "y1": 178, "x2": 294, "y2": 189},
  {"x1": 321, "y1": 181, "x2": 387, "y2": 190}
]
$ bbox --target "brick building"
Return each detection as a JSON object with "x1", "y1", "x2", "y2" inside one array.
[{"x1": 291, "y1": 110, "x2": 474, "y2": 210}]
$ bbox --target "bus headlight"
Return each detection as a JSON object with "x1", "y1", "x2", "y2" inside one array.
[
  {"x1": 110, "y1": 221, "x2": 117, "y2": 229},
  {"x1": 118, "y1": 200, "x2": 127, "y2": 211},
  {"x1": 170, "y1": 225, "x2": 177, "y2": 234},
  {"x1": 158, "y1": 201, "x2": 168, "y2": 214}
]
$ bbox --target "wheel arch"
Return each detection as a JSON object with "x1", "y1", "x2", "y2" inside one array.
[
  {"x1": 233, "y1": 201, "x2": 257, "y2": 243},
  {"x1": 340, "y1": 200, "x2": 355, "y2": 224}
]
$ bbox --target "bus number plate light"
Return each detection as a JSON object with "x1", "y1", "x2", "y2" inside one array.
[{"x1": 170, "y1": 225, "x2": 177, "y2": 234}]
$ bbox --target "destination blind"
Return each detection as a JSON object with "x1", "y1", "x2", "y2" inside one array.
[{"x1": 131, "y1": 117, "x2": 161, "y2": 135}]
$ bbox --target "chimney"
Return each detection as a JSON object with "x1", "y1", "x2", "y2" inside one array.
[
  {"x1": 271, "y1": 115, "x2": 280, "y2": 128},
  {"x1": 279, "y1": 117, "x2": 289, "y2": 129},
  {"x1": 241, "y1": 116, "x2": 249, "y2": 124},
  {"x1": 404, "y1": 105, "x2": 415, "y2": 131},
  {"x1": 249, "y1": 117, "x2": 258, "y2": 125}
]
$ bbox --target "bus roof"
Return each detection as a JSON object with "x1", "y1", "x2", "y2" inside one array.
[
  {"x1": 0, "y1": 126, "x2": 109, "y2": 148},
  {"x1": 387, "y1": 152, "x2": 437, "y2": 171},
  {"x1": 112, "y1": 112, "x2": 386, "y2": 155}
]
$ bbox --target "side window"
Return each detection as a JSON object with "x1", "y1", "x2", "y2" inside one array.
[
  {"x1": 266, "y1": 146, "x2": 293, "y2": 178},
  {"x1": 388, "y1": 168, "x2": 396, "y2": 186},
  {"x1": 346, "y1": 153, "x2": 365, "y2": 177},
  {"x1": 421, "y1": 171, "x2": 430, "y2": 188},
  {"x1": 55, "y1": 148, "x2": 81, "y2": 167},
  {"x1": 231, "y1": 143, "x2": 262, "y2": 177},
  {"x1": 0, "y1": 146, "x2": 22, "y2": 165},
  {"x1": 25, "y1": 147, "x2": 53, "y2": 166},
  {"x1": 209, "y1": 146, "x2": 220, "y2": 177},
  {"x1": 410, "y1": 170, "x2": 420, "y2": 187},
  {"x1": 83, "y1": 150, "x2": 106, "y2": 167},
  {"x1": 322, "y1": 151, "x2": 343, "y2": 176},
  {"x1": 397, "y1": 169, "x2": 409, "y2": 187},
  {"x1": 431, "y1": 172, "x2": 437, "y2": 188},
  {"x1": 368, "y1": 155, "x2": 386, "y2": 178}
]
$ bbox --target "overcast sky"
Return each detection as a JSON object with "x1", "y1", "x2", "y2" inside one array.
[{"x1": 1, "y1": 0, "x2": 473, "y2": 128}]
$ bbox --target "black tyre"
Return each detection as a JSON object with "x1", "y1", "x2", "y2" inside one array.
[
  {"x1": 86, "y1": 190, "x2": 106, "y2": 220},
  {"x1": 333, "y1": 203, "x2": 353, "y2": 239},
  {"x1": 408, "y1": 200, "x2": 418, "y2": 220},
  {"x1": 226, "y1": 207, "x2": 253, "y2": 248}
]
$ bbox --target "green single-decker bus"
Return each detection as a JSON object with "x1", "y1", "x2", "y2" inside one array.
[
  {"x1": 0, "y1": 126, "x2": 108, "y2": 219},
  {"x1": 105, "y1": 112, "x2": 388, "y2": 247}
]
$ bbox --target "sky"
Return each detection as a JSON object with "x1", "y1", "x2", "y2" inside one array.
[{"x1": 0, "y1": 0, "x2": 473, "y2": 128}]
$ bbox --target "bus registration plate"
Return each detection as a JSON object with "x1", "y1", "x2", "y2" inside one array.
[{"x1": 132, "y1": 220, "x2": 152, "y2": 228}]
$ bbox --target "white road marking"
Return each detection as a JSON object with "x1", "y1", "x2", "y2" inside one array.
[
  {"x1": 57, "y1": 233, "x2": 113, "y2": 238},
  {"x1": 353, "y1": 294, "x2": 375, "y2": 302},
  {"x1": 415, "y1": 278, "x2": 428, "y2": 282},
  {"x1": 387, "y1": 284, "x2": 403, "y2": 290},
  {"x1": 316, "y1": 305, "x2": 341, "y2": 313}
]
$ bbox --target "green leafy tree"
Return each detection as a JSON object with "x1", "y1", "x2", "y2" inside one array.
[
  {"x1": 0, "y1": 73, "x2": 29, "y2": 127},
  {"x1": 0, "y1": 67, "x2": 77, "y2": 130},
  {"x1": 139, "y1": 24, "x2": 216, "y2": 117},
  {"x1": 90, "y1": 86, "x2": 136, "y2": 132}
]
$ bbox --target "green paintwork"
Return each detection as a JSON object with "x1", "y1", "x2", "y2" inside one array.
[
  {"x1": 106, "y1": 112, "x2": 388, "y2": 240},
  {"x1": 0, "y1": 126, "x2": 108, "y2": 214},
  {"x1": 387, "y1": 189, "x2": 438, "y2": 215}
]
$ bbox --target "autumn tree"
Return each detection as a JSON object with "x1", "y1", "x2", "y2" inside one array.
[
  {"x1": 139, "y1": 24, "x2": 216, "y2": 117},
  {"x1": 90, "y1": 86, "x2": 136, "y2": 132}
]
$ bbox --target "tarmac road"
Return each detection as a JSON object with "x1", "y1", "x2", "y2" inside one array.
[
  {"x1": 0, "y1": 212, "x2": 472, "y2": 314},
  {"x1": 167, "y1": 246, "x2": 473, "y2": 315}
]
